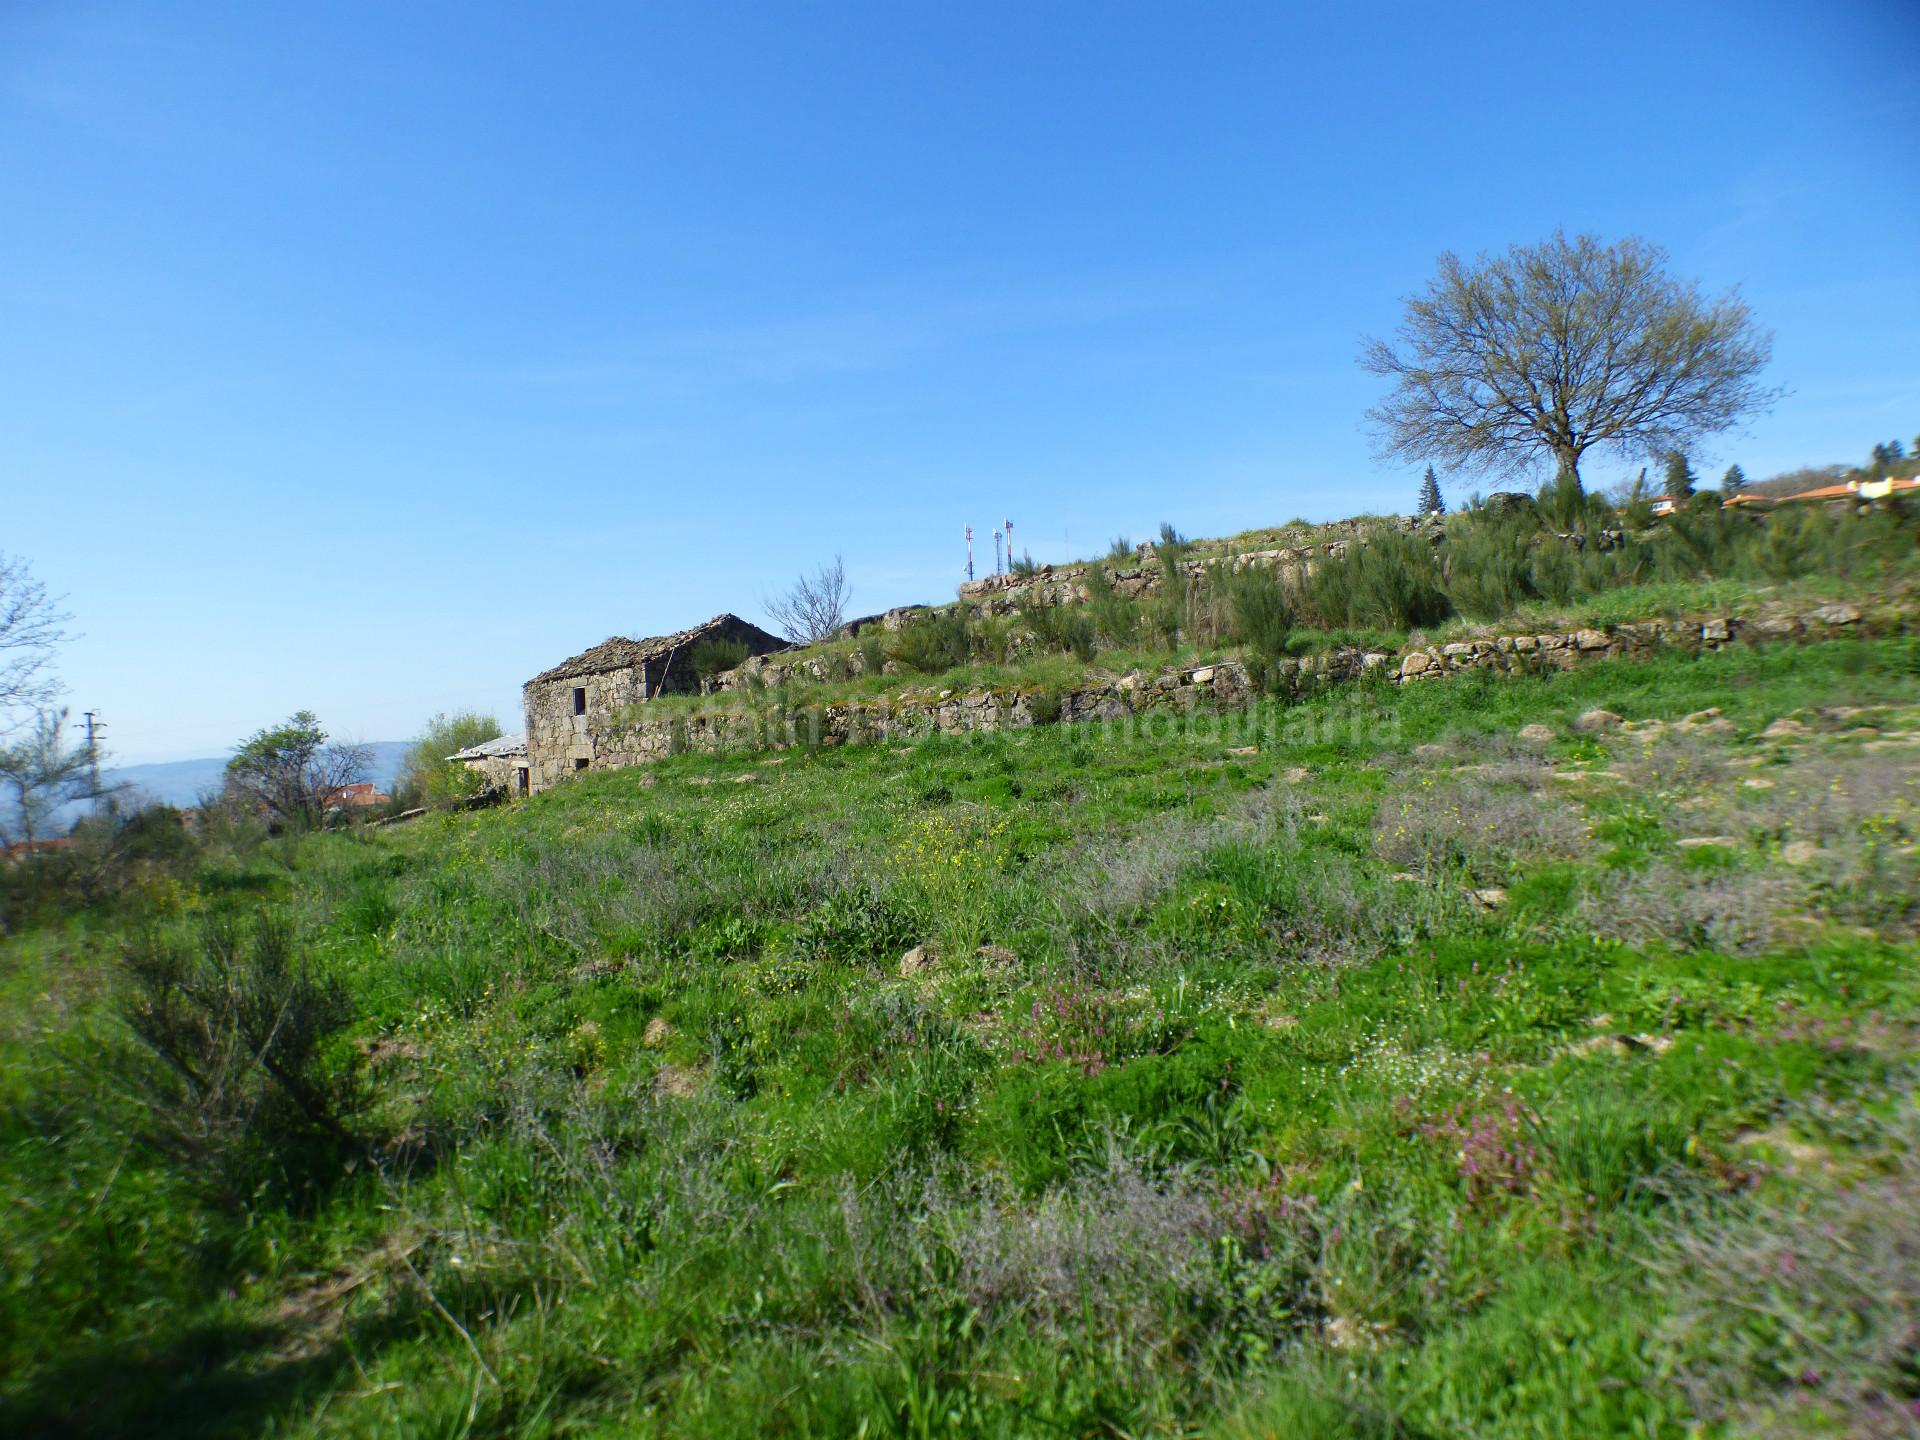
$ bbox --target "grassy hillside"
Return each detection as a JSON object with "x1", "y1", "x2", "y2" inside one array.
[{"x1": 5, "y1": 637, "x2": 1920, "y2": 1436}]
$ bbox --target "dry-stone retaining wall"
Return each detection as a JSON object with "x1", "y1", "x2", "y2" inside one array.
[{"x1": 564, "y1": 600, "x2": 1897, "y2": 777}]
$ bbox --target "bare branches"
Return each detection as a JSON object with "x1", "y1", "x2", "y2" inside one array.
[
  {"x1": 764, "y1": 555, "x2": 851, "y2": 646},
  {"x1": 0, "y1": 553, "x2": 73, "y2": 729},
  {"x1": 0, "y1": 707, "x2": 100, "y2": 847},
  {"x1": 1361, "y1": 232, "x2": 1780, "y2": 489}
]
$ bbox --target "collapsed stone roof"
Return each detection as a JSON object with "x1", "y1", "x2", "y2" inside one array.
[
  {"x1": 526, "y1": 614, "x2": 784, "y2": 686},
  {"x1": 447, "y1": 733, "x2": 528, "y2": 762}
]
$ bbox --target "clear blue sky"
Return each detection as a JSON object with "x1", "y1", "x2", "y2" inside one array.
[{"x1": 4, "y1": 1, "x2": 1916, "y2": 763}]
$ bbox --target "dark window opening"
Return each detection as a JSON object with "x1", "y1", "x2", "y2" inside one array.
[
  {"x1": 516, "y1": 767, "x2": 530, "y2": 795},
  {"x1": 571, "y1": 686, "x2": 587, "y2": 716},
  {"x1": 574, "y1": 757, "x2": 590, "y2": 773}
]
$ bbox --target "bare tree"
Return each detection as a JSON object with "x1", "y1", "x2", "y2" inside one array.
[
  {"x1": 0, "y1": 553, "x2": 73, "y2": 730},
  {"x1": 1361, "y1": 232, "x2": 1780, "y2": 492},
  {"x1": 764, "y1": 554, "x2": 851, "y2": 645},
  {"x1": 0, "y1": 708, "x2": 99, "y2": 848},
  {"x1": 224, "y1": 711, "x2": 372, "y2": 829}
]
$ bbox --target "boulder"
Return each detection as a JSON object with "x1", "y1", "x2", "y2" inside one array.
[
  {"x1": 1574, "y1": 708, "x2": 1624, "y2": 733},
  {"x1": 1781, "y1": 840, "x2": 1822, "y2": 866},
  {"x1": 898, "y1": 944, "x2": 937, "y2": 977},
  {"x1": 1518, "y1": 723, "x2": 1557, "y2": 744},
  {"x1": 1760, "y1": 717, "x2": 1812, "y2": 740}
]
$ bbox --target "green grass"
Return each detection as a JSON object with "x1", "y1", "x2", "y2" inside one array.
[{"x1": 4, "y1": 639, "x2": 1920, "y2": 1436}]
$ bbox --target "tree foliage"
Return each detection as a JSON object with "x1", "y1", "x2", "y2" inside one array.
[
  {"x1": 397, "y1": 710, "x2": 501, "y2": 808},
  {"x1": 1664, "y1": 451, "x2": 1697, "y2": 499},
  {"x1": 1361, "y1": 231, "x2": 1778, "y2": 490},
  {"x1": 1417, "y1": 465, "x2": 1444, "y2": 517},
  {"x1": 224, "y1": 711, "x2": 370, "y2": 829}
]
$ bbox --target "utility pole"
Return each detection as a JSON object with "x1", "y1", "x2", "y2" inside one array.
[{"x1": 77, "y1": 711, "x2": 105, "y2": 813}]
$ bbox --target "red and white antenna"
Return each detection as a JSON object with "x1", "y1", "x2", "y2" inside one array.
[
  {"x1": 1004, "y1": 517, "x2": 1014, "y2": 567},
  {"x1": 965, "y1": 524, "x2": 974, "y2": 581}
]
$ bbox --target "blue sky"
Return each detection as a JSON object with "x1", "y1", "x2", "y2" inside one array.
[{"x1": 3, "y1": 1, "x2": 1916, "y2": 763}]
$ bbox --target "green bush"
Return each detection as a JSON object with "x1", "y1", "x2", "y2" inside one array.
[
  {"x1": 692, "y1": 636, "x2": 750, "y2": 679},
  {"x1": 1083, "y1": 562, "x2": 1142, "y2": 647},
  {"x1": 892, "y1": 610, "x2": 973, "y2": 673},
  {"x1": 1311, "y1": 528, "x2": 1450, "y2": 630},
  {"x1": 114, "y1": 914, "x2": 367, "y2": 1198},
  {"x1": 396, "y1": 709, "x2": 501, "y2": 809},
  {"x1": 1226, "y1": 566, "x2": 1292, "y2": 658},
  {"x1": 1443, "y1": 512, "x2": 1537, "y2": 620}
]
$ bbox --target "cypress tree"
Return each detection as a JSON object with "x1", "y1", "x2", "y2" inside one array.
[
  {"x1": 1721, "y1": 463, "x2": 1745, "y2": 493},
  {"x1": 1416, "y1": 464, "x2": 1444, "y2": 516},
  {"x1": 1663, "y1": 450, "x2": 1697, "y2": 498}
]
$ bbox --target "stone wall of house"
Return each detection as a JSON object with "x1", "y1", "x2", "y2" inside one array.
[
  {"x1": 549, "y1": 599, "x2": 1895, "y2": 780},
  {"x1": 524, "y1": 616, "x2": 791, "y2": 791},
  {"x1": 458, "y1": 752, "x2": 529, "y2": 793},
  {"x1": 525, "y1": 664, "x2": 652, "y2": 791}
]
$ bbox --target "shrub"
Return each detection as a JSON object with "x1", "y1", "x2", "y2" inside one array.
[
  {"x1": 1083, "y1": 563, "x2": 1142, "y2": 647},
  {"x1": 1022, "y1": 604, "x2": 1097, "y2": 661},
  {"x1": 1311, "y1": 529, "x2": 1450, "y2": 630},
  {"x1": 1442, "y1": 512, "x2": 1537, "y2": 620},
  {"x1": 691, "y1": 636, "x2": 750, "y2": 679},
  {"x1": 1656, "y1": 1138, "x2": 1920, "y2": 1437},
  {"x1": 113, "y1": 914, "x2": 368, "y2": 1197},
  {"x1": 1227, "y1": 567, "x2": 1292, "y2": 659},
  {"x1": 397, "y1": 710, "x2": 502, "y2": 809},
  {"x1": 856, "y1": 628, "x2": 887, "y2": 676},
  {"x1": 892, "y1": 611, "x2": 973, "y2": 674}
]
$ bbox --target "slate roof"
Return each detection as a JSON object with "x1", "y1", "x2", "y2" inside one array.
[
  {"x1": 526, "y1": 614, "x2": 784, "y2": 686},
  {"x1": 447, "y1": 733, "x2": 529, "y2": 762}
]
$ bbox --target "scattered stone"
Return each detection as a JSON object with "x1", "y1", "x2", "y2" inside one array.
[
  {"x1": 1226, "y1": 745, "x2": 1258, "y2": 757},
  {"x1": 643, "y1": 1016, "x2": 673, "y2": 1048},
  {"x1": 1413, "y1": 743, "x2": 1449, "y2": 761},
  {"x1": 1518, "y1": 723, "x2": 1556, "y2": 744},
  {"x1": 1811, "y1": 602, "x2": 1861, "y2": 626},
  {"x1": 1679, "y1": 707, "x2": 1723, "y2": 728},
  {"x1": 1264, "y1": 1013, "x2": 1299, "y2": 1029},
  {"x1": 1472, "y1": 887, "x2": 1508, "y2": 907},
  {"x1": 1307, "y1": 812, "x2": 1330, "y2": 824},
  {"x1": 974, "y1": 944, "x2": 1019, "y2": 967},
  {"x1": 572, "y1": 957, "x2": 628, "y2": 981},
  {"x1": 1621, "y1": 718, "x2": 1667, "y2": 735},
  {"x1": 1570, "y1": 1031, "x2": 1674, "y2": 1059},
  {"x1": 898, "y1": 944, "x2": 936, "y2": 976},
  {"x1": 1388, "y1": 871, "x2": 1420, "y2": 883},
  {"x1": 1676, "y1": 836, "x2": 1739, "y2": 850},
  {"x1": 1284, "y1": 766, "x2": 1312, "y2": 784},
  {"x1": 1400, "y1": 652, "x2": 1434, "y2": 676},
  {"x1": 1761, "y1": 718, "x2": 1812, "y2": 740},
  {"x1": 685, "y1": 775, "x2": 714, "y2": 786},
  {"x1": 1574, "y1": 708, "x2": 1623, "y2": 733},
  {"x1": 732, "y1": 771, "x2": 759, "y2": 784},
  {"x1": 1741, "y1": 776, "x2": 1776, "y2": 791},
  {"x1": 1781, "y1": 840, "x2": 1822, "y2": 867},
  {"x1": 652, "y1": 1064, "x2": 701, "y2": 1098}
]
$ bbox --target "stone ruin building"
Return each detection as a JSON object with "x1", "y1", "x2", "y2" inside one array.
[{"x1": 518, "y1": 613, "x2": 786, "y2": 791}]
